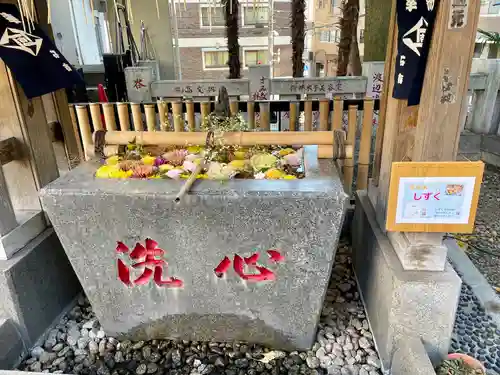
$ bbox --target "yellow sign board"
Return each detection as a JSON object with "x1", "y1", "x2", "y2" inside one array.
[{"x1": 386, "y1": 161, "x2": 484, "y2": 233}]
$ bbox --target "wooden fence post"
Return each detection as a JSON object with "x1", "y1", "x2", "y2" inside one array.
[{"x1": 470, "y1": 60, "x2": 500, "y2": 134}]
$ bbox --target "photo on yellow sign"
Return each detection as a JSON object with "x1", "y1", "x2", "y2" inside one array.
[{"x1": 386, "y1": 161, "x2": 484, "y2": 233}]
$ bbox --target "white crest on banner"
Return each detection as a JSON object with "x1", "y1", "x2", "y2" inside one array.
[
  {"x1": 0, "y1": 27, "x2": 43, "y2": 56},
  {"x1": 0, "y1": 12, "x2": 21, "y2": 24},
  {"x1": 426, "y1": 0, "x2": 435, "y2": 10},
  {"x1": 406, "y1": 0, "x2": 417, "y2": 12},
  {"x1": 402, "y1": 17, "x2": 428, "y2": 56}
]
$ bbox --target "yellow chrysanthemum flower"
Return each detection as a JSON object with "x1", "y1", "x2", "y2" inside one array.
[
  {"x1": 196, "y1": 174, "x2": 208, "y2": 179},
  {"x1": 279, "y1": 148, "x2": 296, "y2": 156},
  {"x1": 283, "y1": 174, "x2": 297, "y2": 180},
  {"x1": 106, "y1": 155, "x2": 121, "y2": 166},
  {"x1": 109, "y1": 169, "x2": 133, "y2": 179},
  {"x1": 233, "y1": 151, "x2": 247, "y2": 160},
  {"x1": 158, "y1": 164, "x2": 175, "y2": 172},
  {"x1": 141, "y1": 156, "x2": 156, "y2": 165},
  {"x1": 148, "y1": 175, "x2": 162, "y2": 179},
  {"x1": 265, "y1": 168, "x2": 286, "y2": 180},
  {"x1": 228, "y1": 159, "x2": 249, "y2": 171},
  {"x1": 187, "y1": 145, "x2": 203, "y2": 154}
]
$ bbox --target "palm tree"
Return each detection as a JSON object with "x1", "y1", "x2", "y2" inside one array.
[
  {"x1": 337, "y1": 0, "x2": 360, "y2": 76},
  {"x1": 291, "y1": 0, "x2": 305, "y2": 77},
  {"x1": 224, "y1": 0, "x2": 241, "y2": 79},
  {"x1": 478, "y1": 29, "x2": 500, "y2": 58}
]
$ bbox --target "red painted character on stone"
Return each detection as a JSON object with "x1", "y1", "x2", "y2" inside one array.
[
  {"x1": 214, "y1": 249, "x2": 285, "y2": 282},
  {"x1": 116, "y1": 238, "x2": 183, "y2": 288}
]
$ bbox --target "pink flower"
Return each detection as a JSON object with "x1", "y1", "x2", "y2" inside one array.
[
  {"x1": 283, "y1": 153, "x2": 301, "y2": 166},
  {"x1": 166, "y1": 169, "x2": 183, "y2": 180},
  {"x1": 182, "y1": 160, "x2": 197, "y2": 172}
]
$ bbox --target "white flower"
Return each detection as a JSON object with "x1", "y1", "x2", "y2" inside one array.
[
  {"x1": 182, "y1": 160, "x2": 197, "y2": 172},
  {"x1": 166, "y1": 169, "x2": 183, "y2": 180},
  {"x1": 254, "y1": 172, "x2": 266, "y2": 180}
]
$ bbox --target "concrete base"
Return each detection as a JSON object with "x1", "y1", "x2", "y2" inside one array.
[
  {"x1": 0, "y1": 318, "x2": 24, "y2": 370},
  {"x1": 0, "y1": 228, "x2": 81, "y2": 367},
  {"x1": 352, "y1": 191, "x2": 461, "y2": 370},
  {"x1": 391, "y1": 337, "x2": 436, "y2": 375}
]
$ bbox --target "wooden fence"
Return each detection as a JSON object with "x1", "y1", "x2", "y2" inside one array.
[{"x1": 69, "y1": 98, "x2": 379, "y2": 195}]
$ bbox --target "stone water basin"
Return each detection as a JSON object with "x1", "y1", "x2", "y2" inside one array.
[{"x1": 39, "y1": 146, "x2": 348, "y2": 350}]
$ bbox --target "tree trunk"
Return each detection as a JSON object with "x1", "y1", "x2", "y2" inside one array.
[
  {"x1": 225, "y1": 0, "x2": 241, "y2": 79},
  {"x1": 348, "y1": 34, "x2": 362, "y2": 76},
  {"x1": 291, "y1": 0, "x2": 305, "y2": 77},
  {"x1": 364, "y1": 0, "x2": 392, "y2": 62},
  {"x1": 337, "y1": 0, "x2": 359, "y2": 76}
]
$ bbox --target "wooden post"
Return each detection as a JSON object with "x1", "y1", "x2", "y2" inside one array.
[
  {"x1": 319, "y1": 99, "x2": 330, "y2": 131},
  {"x1": 332, "y1": 98, "x2": 343, "y2": 130},
  {"x1": 172, "y1": 101, "x2": 184, "y2": 132},
  {"x1": 89, "y1": 103, "x2": 104, "y2": 131},
  {"x1": 117, "y1": 103, "x2": 131, "y2": 131},
  {"x1": 0, "y1": 167, "x2": 17, "y2": 236},
  {"x1": 102, "y1": 103, "x2": 117, "y2": 131},
  {"x1": 304, "y1": 100, "x2": 313, "y2": 131},
  {"x1": 259, "y1": 102, "x2": 270, "y2": 130},
  {"x1": 289, "y1": 102, "x2": 298, "y2": 131},
  {"x1": 144, "y1": 104, "x2": 156, "y2": 131},
  {"x1": 230, "y1": 100, "x2": 239, "y2": 117},
  {"x1": 247, "y1": 101, "x2": 255, "y2": 129},
  {"x1": 343, "y1": 105, "x2": 357, "y2": 194},
  {"x1": 131, "y1": 103, "x2": 144, "y2": 131},
  {"x1": 186, "y1": 100, "x2": 196, "y2": 131},
  {"x1": 67, "y1": 104, "x2": 84, "y2": 165},
  {"x1": 372, "y1": 0, "x2": 482, "y2": 272},
  {"x1": 357, "y1": 98, "x2": 375, "y2": 190},
  {"x1": 470, "y1": 60, "x2": 500, "y2": 134}
]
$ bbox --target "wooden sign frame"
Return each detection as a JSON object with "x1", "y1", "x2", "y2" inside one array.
[{"x1": 386, "y1": 161, "x2": 484, "y2": 233}]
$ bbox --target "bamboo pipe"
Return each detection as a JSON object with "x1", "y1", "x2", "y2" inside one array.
[
  {"x1": 230, "y1": 100, "x2": 239, "y2": 116},
  {"x1": 157, "y1": 101, "x2": 168, "y2": 131},
  {"x1": 259, "y1": 102, "x2": 270, "y2": 130},
  {"x1": 102, "y1": 103, "x2": 117, "y2": 130},
  {"x1": 89, "y1": 103, "x2": 103, "y2": 130},
  {"x1": 130, "y1": 103, "x2": 144, "y2": 131},
  {"x1": 144, "y1": 104, "x2": 156, "y2": 131},
  {"x1": 75, "y1": 105, "x2": 92, "y2": 160},
  {"x1": 172, "y1": 102, "x2": 183, "y2": 132},
  {"x1": 289, "y1": 102, "x2": 298, "y2": 131},
  {"x1": 343, "y1": 105, "x2": 358, "y2": 195},
  {"x1": 319, "y1": 99, "x2": 329, "y2": 131},
  {"x1": 93, "y1": 131, "x2": 353, "y2": 159},
  {"x1": 117, "y1": 103, "x2": 131, "y2": 131},
  {"x1": 200, "y1": 102, "x2": 211, "y2": 129},
  {"x1": 68, "y1": 104, "x2": 84, "y2": 161},
  {"x1": 247, "y1": 101, "x2": 255, "y2": 129},
  {"x1": 186, "y1": 100, "x2": 196, "y2": 131},
  {"x1": 332, "y1": 97, "x2": 343, "y2": 130},
  {"x1": 304, "y1": 100, "x2": 313, "y2": 131}
]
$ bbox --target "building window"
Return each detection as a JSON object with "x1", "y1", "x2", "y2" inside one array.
[
  {"x1": 360, "y1": 28, "x2": 364, "y2": 43},
  {"x1": 319, "y1": 29, "x2": 340, "y2": 43},
  {"x1": 244, "y1": 49, "x2": 268, "y2": 67},
  {"x1": 200, "y1": 6, "x2": 225, "y2": 27},
  {"x1": 331, "y1": 0, "x2": 339, "y2": 9},
  {"x1": 243, "y1": 6, "x2": 269, "y2": 26},
  {"x1": 473, "y1": 43, "x2": 484, "y2": 58},
  {"x1": 203, "y1": 50, "x2": 229, "y2": 69}
]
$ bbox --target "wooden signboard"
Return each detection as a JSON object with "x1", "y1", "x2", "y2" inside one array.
[{"x1": 386, "y1": 161, "x2": 484, "y2": 233}]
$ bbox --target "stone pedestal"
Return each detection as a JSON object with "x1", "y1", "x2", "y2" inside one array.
[
  {"x1": 352, "y1": 191, "x2": 461, "y2": 370},
  {"x1": 40, "y1": 147, "x2": 348, "y2": 350}
]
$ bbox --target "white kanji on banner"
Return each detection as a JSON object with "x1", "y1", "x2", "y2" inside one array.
[
  {"x1": 406, "y1": 0, "x2": 417, "y2": 12},
  {"x1": 426, "y1": 0, "x2": 435, "y2": 10},
  {"x1": 397, "y1": 74, "x2": 404, "y2": 84}
]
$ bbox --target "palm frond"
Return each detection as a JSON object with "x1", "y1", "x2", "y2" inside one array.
[{"x1": 478, "y1": 29, "x2": 500, "y2": 44}]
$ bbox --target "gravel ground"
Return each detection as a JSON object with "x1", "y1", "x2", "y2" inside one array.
[
  {"x1": 463, "y1": 164, "x2": 500, "y2": 291},
  {"x1": 18, "y1": 241, "x2": 382, "y2": 375}
]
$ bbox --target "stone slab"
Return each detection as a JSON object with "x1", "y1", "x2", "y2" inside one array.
[
  {"x1": 351, "y1": 191, "x2": 461, "y2": 370},
  {"x1": 0, "y1": 318, "x2": 24, "y2": 370},
  {"x1": 40, "y1": 147, "x2": 349, "y2": 350},
  {"x1": 270, "y1": 76, "x2": 367, "y2": 97},
  {"x1": 458, "y1": 132, "x2": 482, "y2": 154},
  {"x1": 481, "y1": 135, "x2": 500, "y2": 156},
  {"x1": 125, "y1": 66, "x2": 154, "y2": 103},
  {"x1": 0, "y1": 228, "x2": 81, "y2": 347},
  {"x1": 391, "y1": 337, "x2": 436, "y2": 375},
  {"x1": 151, "y1": 79, "x2": 251, "y2": 98}
]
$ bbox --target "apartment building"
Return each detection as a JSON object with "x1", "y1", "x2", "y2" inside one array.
[
  {"x1": 171, "y1": 0, "x2": 293, "y2": 80},
  {"x1": 308, "y1": 0, "x2": 365, "y2": 77},
  {"x1": 474, "y1": 0, "x2": 500, "y2": 58}
]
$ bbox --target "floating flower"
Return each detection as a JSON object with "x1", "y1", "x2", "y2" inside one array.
[
  {"x1": 148, "y1": 175, "x2": 162, "y2": 179},
  {"x1": 233, "y1": 150, "x2": 248, "y2": 160},
  {"x1": 154, "y1": 157, "x2": 167, "y2": 167},
  {"x1": 132, "y1": 165, "x2": 156, "y2": 178},
  {"x1": 229, "y1": 159, "x2": 250, "y2": 171},
  {"x1": 187, "y1": 145, "x2": 203, "y2": 154},
  {"x1": 254, "y1": 172, "x2": 266, "y2": 180},
  {"x1": 283, "y1": 153, "x2": 301, "y2": 166},
  {"x1": 106, "y1": 155, "x2": 121, "y2": 165},
  {"x1": 250, "y1": 153, "x2": 277, "y2": 171},
  {"x1": 166, "y1": 169, "x2": 183, "y2": 180},
  {"x1": 158, "y1": 164, "x2": 175, "y2": 173},
  {"x1": 95, "y1": 165, "x2": 115, "y2": 178},
  {"x1": 196, "y1": 174, "x2": 208, "y2": 179},
  {"x1": 119, "y1": 160, "x2": 140, "y2": 171},
  {"x1": 279, "y1": 148, "x2": 295, "y2": 156},
  {"x1": 207, "y1": 162, "x2": 237, "y2": 180},
  {"x1": 141, "y1": 156, "x2": 156, "y2": 166},
  {"x1": 265, "y1": 168, "x2": 286, "y2": 180},
  {"x1": 163, "y1": 150, "x2": 187, "y2": 166},
  {"x1": 283, "y1": 174, "x2": 297, "y2": 180},
  {"x1": 182, "y1": 160, "x2": 197, "y2": 172},
  {"x1": 185, "y1": 153, "x2": 200, "y2": 162}
]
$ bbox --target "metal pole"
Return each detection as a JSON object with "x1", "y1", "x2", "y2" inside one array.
[
  {"x1": 268, "y1": 0, "x2": 274, "y2": 78},
  {"x1": 171, "y1": 0, "x2": 182, "y2": 79}
]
